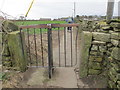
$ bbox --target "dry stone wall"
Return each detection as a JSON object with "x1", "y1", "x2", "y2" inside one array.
[
  {"x1": 1, "y1": 20, "x2": 27, "y2": 71},
  {"x1": 79, "y1": 20, "x2": 120, "y2": 88}
]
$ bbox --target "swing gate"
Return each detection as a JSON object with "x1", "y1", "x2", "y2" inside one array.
[{"x1": 20, "y1": 23, "x2": 79, "y2": 78}]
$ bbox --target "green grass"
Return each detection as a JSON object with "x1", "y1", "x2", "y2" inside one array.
[
  {"x1": 15, "y1": 20, "x2": 67, "y2": 34},
  {"x1": 15, "y1": 20, "x2": 66, "y2": 26}
]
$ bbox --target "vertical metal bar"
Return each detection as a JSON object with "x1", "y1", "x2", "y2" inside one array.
[
  {"x1": 40, "y1": 28, "x2": 44, "y2": 66},
  {"x1": 75, "y1": 27, "x2": 79, "y2": 66},
  {"x1": 47, "y1": 27, "x2": 53, "y2": 79},
  {"x1": 71, "y1": 28, "x2": 73, "y2": 66},
  {"x1": 64, "y1": 27, "x2": 66, "y2": 67},
  {"x1": 58, "y1": 27, "x2": 61, "y2": 67},
  {"x1": 51, "y1": 28, "x2": 53, "y2": 68},
  {"x1": 27, "y1": 28, "x2": 32, "y2": 66},
  {"x1": 19, "y1": 28, "x2": 25, "y2": 64},
  {"x1": 34, "y1": 28, "x2": 38, "y2": 66}
]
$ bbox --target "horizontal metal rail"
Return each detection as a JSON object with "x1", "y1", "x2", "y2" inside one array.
[
  {"x1": 20, "y1": 23, "x2": 79, "y2": 29},
  {"x1": 52, "y1": 24, "x2": 79, "y2": 28},
  {"x1": 20, "y1": 24, "x2": 49, "y2": 29}
]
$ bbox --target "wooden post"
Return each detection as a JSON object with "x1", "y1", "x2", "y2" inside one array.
[{"x1": 106, "y1": 0, "x2": 115, "y2": 23}]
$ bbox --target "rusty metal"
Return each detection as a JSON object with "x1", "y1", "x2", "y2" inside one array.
[
  {"x1": 33, "y1": 28, "x2": 38, "y2": 66},
  {"x1": 64, "y1": 27, "x2": 67, "y2": 67},
  {"x1": 27, "y1": 28, "x2": 32, "y2": 65},
  {"x1": 20, "y1": 23, "x2": 79, "y2": 79},
  {"x1": 71, "y1": 28, "x2": 73, "y2": 66},
  {"x1": 47, "y1": 28, "x2": 53, "y2": 78},
  {"x1": 20, "y1": 23, "x2": 79, "y2": 29},
  {"x1": 39, "y1": 28, "x2": 44, "y2": 66},
  {"x1": 20, "y1": 24, "x2": 49, "y2": 29},
  {"x1": 52, "y1": 23, "x2": 79, "y2": 28},
  {"x1": 58, "y1": 27, "x2": 61, "y2": 67}
]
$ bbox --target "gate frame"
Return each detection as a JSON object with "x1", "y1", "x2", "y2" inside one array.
[{"x1": 20, "y1": 23, "x2": 79, "y2": 79}]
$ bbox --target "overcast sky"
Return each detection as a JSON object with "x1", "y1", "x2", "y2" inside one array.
[{"x1": 0, "y1": 0, "x2": 119, "y2": 19}]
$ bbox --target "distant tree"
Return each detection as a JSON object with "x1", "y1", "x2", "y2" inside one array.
[
  {"x1": 76, "y1": 15, "x2": 79, "y2": 18},
  {"x1": 19, "y1": 16, "x2": 25, "y2": 20},
  {"x1": 88, "y1": 15, "x2": 93, "y2": 19},
  {"x1": 100, "y1": 16, "x2": 106, "y2": 19},
  {"x1": 84, "y1": 15, "x2": 87, "y2": 19}
]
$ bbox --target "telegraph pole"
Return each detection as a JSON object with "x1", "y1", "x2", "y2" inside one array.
[
  {"x1": 74, "y1": 2, "x2": 76, "y2": 19},
  {"x1": 106, "y1": 0, "x2": 115, "y2": 23}
]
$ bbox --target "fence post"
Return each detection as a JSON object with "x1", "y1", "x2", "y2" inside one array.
[
  {"x1": 7, "y1": 31, "x2": 27, "y2": 72},
  {"x1": 106, "y1": 0, "x2": 115, "y2": 23},
  {"x1": 47, "y1": 24, "x2": 53, "y2": 79}
]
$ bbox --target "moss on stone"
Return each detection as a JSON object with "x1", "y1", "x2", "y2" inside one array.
[
  {"x1": 111, "y1": 47, "x2": 120, "y2": 60},
  {"x1": 89, "y1": 61, "x2": 102, "y2": 70},
  {"x1": 88, "y1": 69, "x2": 101, "y2": 75},
  {"x1": 79, "y1": 31, "x2": 92, "y2": 78},
  {"x1": 7, "y1": 31, "x2": 27, "y2": 72}
]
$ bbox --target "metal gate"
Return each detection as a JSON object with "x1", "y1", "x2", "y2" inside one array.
[{"x1": 20, "y1": 23, "x2": 79, "y2": 78}]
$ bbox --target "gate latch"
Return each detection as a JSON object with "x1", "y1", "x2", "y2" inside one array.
[{"x1": 47, "y1": 24, "x2": 52, "y2": 29}]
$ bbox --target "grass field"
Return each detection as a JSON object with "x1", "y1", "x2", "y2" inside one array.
[
  {"x1": 15, "y1": 20, "x2": 67, "y2": 34},
  {"x1": 15, "y1": 20, "x2": 66, "y2": 26}
]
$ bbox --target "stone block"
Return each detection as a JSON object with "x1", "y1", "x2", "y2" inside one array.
[
  {"x1": 111, "y1": 47, "x2": 120, "y2": 60},
  {"x1": 0, "y1": 32, "x2": 2, "y2": 44},
  {"x1": 89, "y1": 61, "x2": 102, "y2": 70},
  {"x1": 93, "y1": 32, "x2": 110, "y2": 42},
  {"x1": 2, "y1": 43, "x2": 10, "y2": 56},
  {"x1": 0, "y1": 33, "x2": 2, "y2": 65},
  {"x1": 117, "y1": 85, "x2": 120, "y2": 89},
  {"x1": 108, "y1": 47, "x2": 113, "y2": 52},
  {"x1": 100, "y1": 30, "x2": 109, "y2": 33},
  {"x1": 101, "y1": 26, "x2": 111, "y2": 30},
  {"x1": 107, "y1": 43, "x2": 113, "y2": 48},
  {"x1": 2, "y1": 20, "x2": 19, "y2": 32},
  {"x1": 7, "y1": 31, "x2": 27, "y2": 72},
  {"x1": 79, "y1": 31, "x2": 92, "y2": 78},
  {"x1": 99, "y1": 45, "x2": 107, "y2": 52},
  {"x1": 109, "y1": 71, "x2": 117, "y2": 82},
  {"x1": 90, "y1": 51, "x2": 98, "y2": 56},
  {"x1": 111, "y1": 39, "x2": 119, "y2": 46},
  {"x1": 111, "y1": 63, "x2": 120, "y2": 73},
  {"x1": 110, "y1": 67, "x2": 117, "y2": 75},
  {"x1": 110, "y1": 22, "x2": 120, "y2": 29},
  {"x1": 89, "y1": 56, "x2": 103, "y2": 62},
  {"x1": 114, "y1": 28, "x2": 120, "y2": 32},
  {"x1": 117, "y1": 81, "x2": 120, "y2": 85},
  {"x1": 92, "y1": 41, "x2": 106, "y2": 45},
  {"x1": 117, "y1": 74, "x2": 120, "y2": 80},
  {"x1": 2, "y1": 56, "x2": 11, "y2": 61},
  {"x1": 108, "y1": 57, "x2": 113, "y2": 62},
  {"x1": 106, "y1": 51, "x2": 111, "y2": 57},
  {"x1": 111, "y1": 32, "x2": 120, "y2": 40},
  {"x1": 108, "y1": 81, "x2": 117, "y2": 88},
  {"x1": 109, "y1": 30, "x2": 114, "y2": 33},
  {"x1": 91, "y1": 45, "x2": 98, "y2": 51},
  {"x1": 88, "y1": 69, "x2": 101, "y2": 75}
]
